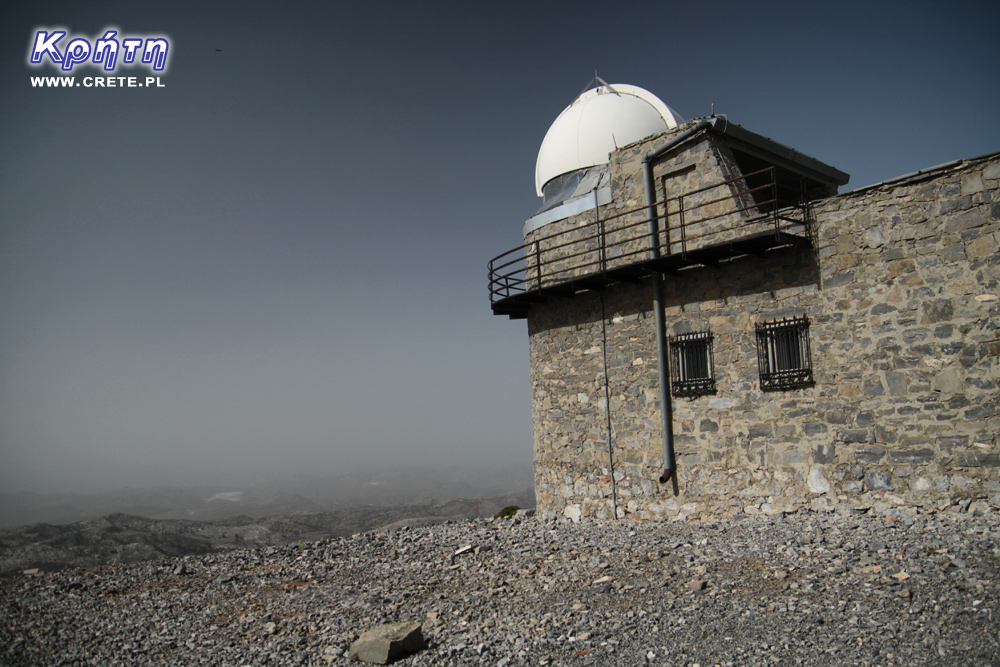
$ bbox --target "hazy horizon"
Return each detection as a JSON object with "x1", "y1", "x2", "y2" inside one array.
[
  {"x1": 0, "y1": 462, "x2": 536, "y2": 497},
  {"x1": 0, "y1": 462, "x2": 537, "y2": 530},
  {"x1": 2, "y1": 1, "x2": 999, "y2": 495}
]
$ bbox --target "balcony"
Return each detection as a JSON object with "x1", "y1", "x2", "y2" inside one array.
[{"x1": 489, "y1": 167, "x2": 815, "y2": 319}]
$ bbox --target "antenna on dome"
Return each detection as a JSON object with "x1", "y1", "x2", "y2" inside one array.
[{"x1": 578, "y1": 72, "x2": 617, "y2": 98}]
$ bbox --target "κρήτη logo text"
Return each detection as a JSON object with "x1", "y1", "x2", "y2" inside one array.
[{"x1": 27, "y1": 27, "x2": 171, "y2": 73}]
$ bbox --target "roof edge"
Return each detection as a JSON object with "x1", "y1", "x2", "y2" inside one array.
[
  {"x1": 837, "y1": 149, "x2": 1000, "y2": 197},
  {"x1": 706, "y1": 119, "x2": 850, "y2": 186}
]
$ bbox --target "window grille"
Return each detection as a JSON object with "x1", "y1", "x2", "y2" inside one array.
[
  {"x1": 755, "y1": 316, "x2": 814, "y2": 391},
  {"x1": 668, "y1": 330, "x2": 716, "y2": 397}
]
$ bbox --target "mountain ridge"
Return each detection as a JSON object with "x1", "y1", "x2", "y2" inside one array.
[
  {"x1": 0, "y1": 487, "x2": 535, "y2": 576},
  {"x1": 0, "y1": 464, "x2": 534, "y2": 529}
]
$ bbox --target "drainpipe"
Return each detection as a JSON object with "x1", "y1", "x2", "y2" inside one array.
[{"x1": 642, "y1": 119, "x2": 714, "y2": 485}]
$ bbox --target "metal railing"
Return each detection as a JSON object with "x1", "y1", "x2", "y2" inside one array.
[{"x1": 489, "y1": 167, "x2": 811, "y2": 305}]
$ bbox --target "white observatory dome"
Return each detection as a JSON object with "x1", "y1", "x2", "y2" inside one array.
[{"x1": 535, "y1": 83, "x2": 684, "y2": 197}]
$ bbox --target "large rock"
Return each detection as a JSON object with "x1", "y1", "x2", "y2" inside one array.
[
  {"x1": 348, "y1": 622, "x2": 425, "y2": 664},
  {"x1": 807, "y1": 467, "x2": 831, "y2": 494},
  {"x1": 864, "y1": 470, "x2": 895, "y2": 491}
]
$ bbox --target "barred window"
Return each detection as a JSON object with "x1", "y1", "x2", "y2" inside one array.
[
  {"x1": 756, "y1": 316, "x2": 814, "y2": 391},
  {"x1": 669, "y1": 330, "x2": 716, "y2": 397}
]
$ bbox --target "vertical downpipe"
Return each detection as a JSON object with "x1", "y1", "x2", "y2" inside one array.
[
  {"x1": 642, "y1": 158, "x2": 676, "y2": 487},
  {"x1": 640, "y1": 119, "x2": 712, "y2": 490}
]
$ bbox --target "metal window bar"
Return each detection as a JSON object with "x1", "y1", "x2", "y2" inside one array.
[
  {"x1": 755, "y1": 316, "x2": 814, "y2": 391},
  {"x1": 668, "y1": 330, "x2": 716, "y2": 397}
]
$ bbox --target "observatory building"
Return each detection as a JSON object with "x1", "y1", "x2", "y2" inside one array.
[{"x1": 489, "y1": 81, "x2": 1000, "y2": 521}]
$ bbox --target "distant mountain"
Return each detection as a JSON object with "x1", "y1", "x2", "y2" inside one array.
[
  {"x1": 0, "y1": 465, "x2": 534, "y2": 529},
  {"x1": 0, "y1": 487, "x2": 536, "y2": 575}
]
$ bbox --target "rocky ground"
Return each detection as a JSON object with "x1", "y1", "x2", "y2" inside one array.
[{"x1": 2, "y1": 506, "x2": 998, "y2": 666}]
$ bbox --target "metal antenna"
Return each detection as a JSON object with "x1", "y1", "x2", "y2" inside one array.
[{"x1": 578, "y1": 72, "x2": 616, "y2": 98}]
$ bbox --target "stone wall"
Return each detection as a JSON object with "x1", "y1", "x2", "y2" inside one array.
[
  {"x1": 608, "y1": 126, "x2": 753, "y2": 257},
  {"x1": 527, "y1": 147, "x2": 1000, "y2": 522},
  {"x1": 522, "y1": 123, "x2": 775, "y2": 291}
]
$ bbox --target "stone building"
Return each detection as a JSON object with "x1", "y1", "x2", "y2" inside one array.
[{"x1": 489, "y1": 82, "x2": 1000, "y2": 522}]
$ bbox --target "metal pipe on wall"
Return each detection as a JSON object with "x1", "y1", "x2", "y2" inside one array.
[{"x1": 641, "y1": 119, "x2": 714, "y2": 486}]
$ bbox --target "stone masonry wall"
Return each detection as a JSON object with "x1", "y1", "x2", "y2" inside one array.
[
  {"x1": 608, "y1": 126, "x2": 780, "y2": 255},
  {"x1": 528, "y1": 149, "x2": 1000, "y2": 523},
  {"x1": 523, "y1": 123, "x2": 760, "y2": 291}
]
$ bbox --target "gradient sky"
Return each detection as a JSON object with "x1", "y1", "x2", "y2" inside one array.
[{"x1": 2, "y1": 1, "x2": 998, "y2": 494}]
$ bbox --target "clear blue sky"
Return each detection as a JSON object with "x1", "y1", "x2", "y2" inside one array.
[{"x1": 2, "y1": 0, "x2": 998, "y2": 494}]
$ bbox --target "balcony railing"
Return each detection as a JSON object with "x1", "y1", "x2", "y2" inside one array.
[{"x1": 489, "y1": 167, "x2": 813, "y2": 318}]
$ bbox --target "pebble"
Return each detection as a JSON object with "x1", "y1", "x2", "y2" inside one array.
[{"x1": 1, "y1": 509, "x2": 999, "y2": 666}]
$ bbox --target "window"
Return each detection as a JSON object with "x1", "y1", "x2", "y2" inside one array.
[
  {"x1": 669, "y1": 330, "x2": 716, "y2": 397},
  {"x1": 756, "y1": 315, "x2": 814, "y2": 391}
]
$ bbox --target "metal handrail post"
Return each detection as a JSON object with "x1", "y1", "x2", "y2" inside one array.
[
  {"x1": 771, "y1": 167, "x2": 779, "y2": 240},
  {"x1": 534, "y1": 242, "x2": 542, "y2": 291},
  {"x1": 679, "y1": 195, "x2": 686, "y2": 259}
]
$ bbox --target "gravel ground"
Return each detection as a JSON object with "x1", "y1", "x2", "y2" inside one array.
[{"x1": 2, "y1": 507, "x2": 999, "y2": 666}]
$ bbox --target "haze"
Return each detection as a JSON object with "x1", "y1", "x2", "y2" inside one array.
[{"x1": 2, "y1": 1, "x2": 998, "y2": 494}]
